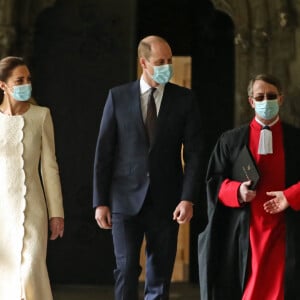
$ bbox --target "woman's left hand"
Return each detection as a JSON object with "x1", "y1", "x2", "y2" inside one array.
[{"x1": 49, "y1": 217, "x2": 64, "y2": 240}]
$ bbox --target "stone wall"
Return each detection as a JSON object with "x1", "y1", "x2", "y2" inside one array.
[
  {"x1": 212, "y1": 0, "x2": 300, "y2": 127},
  {"x1": 0, "y1": 0, "x2": 56, "y2": 59}
]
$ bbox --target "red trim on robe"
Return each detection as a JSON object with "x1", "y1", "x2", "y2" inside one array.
[
  {"x1": 284, "y1": 182, "x2": 300, "y2": 210},
  {"x1": 219, "y1": 179, "x2": 241, "y2": 207}
]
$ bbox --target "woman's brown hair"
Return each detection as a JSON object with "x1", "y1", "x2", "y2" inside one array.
[{"x1": 0, "y1": 56, "x2": 26, "y2": 103}]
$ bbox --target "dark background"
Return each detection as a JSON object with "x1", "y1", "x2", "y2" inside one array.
[{"x1": 28, "y1": 0, "x2": 234, "y2": 284}]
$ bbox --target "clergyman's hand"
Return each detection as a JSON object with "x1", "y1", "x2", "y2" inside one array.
[
  {"x1": 263, "y1": 191, "x2": 289, "y2": 214},
  {"x1": 95, "y1": 206, "x2": 112, "y2": 229},
  {"x1": 238, "y1": 180, "x2": 256, "y2": 204}
]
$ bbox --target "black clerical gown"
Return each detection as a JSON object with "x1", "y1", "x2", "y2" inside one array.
[{"x1": 198, "y1": 121, "x2": 300, "y2": 300}]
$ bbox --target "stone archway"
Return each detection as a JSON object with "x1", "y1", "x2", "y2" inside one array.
[
  {"x1": 211, "y1": 0, "x2": 299, "y2": 127},
  {"x1": 0, "y1": 0, "x2": 56, "y2": 59}
]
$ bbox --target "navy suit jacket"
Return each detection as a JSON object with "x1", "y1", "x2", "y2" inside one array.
[{"x1": 93, "y1": 80, "x2": 202, "y2": 217}]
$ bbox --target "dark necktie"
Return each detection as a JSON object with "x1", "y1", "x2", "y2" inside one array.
[{"x1": 145, "y1": 87, "x2": 157, "y2": 146}]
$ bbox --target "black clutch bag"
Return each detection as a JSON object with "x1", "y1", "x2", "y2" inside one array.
[{"x1": 231, "y1": 144, "x2": 260, "y2": 190}]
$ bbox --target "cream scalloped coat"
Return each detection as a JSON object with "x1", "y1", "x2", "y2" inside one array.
[{"x1": 0, "y1": 104, "x2": 64, "y2": 300}]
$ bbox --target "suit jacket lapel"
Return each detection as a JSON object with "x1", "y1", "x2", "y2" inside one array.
[{"x1": 157, "y1": 83, "x2": 172, "y2": 123}]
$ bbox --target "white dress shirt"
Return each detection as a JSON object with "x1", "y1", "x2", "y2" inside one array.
[{"x1": 140, "y1": 76, "x2": 165, "y2": 122}]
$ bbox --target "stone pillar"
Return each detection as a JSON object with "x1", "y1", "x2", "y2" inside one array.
[
  {"x1": 0, "y1": 0, "x2": 16, "y2": 57},
  {"x1": 0, "y1": 0, "x2": 56, "y2": 59},
  {"x1": 16, "y1": 0, "x2": 57, "y2": 60}
]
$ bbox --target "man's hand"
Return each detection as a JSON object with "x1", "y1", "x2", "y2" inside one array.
[
  {"x1": 95, "y1": 206, "x2": 112, "y2": 229},
  {"x1": 263, "y1": 191, "x2": 289, "y2": 214},
  {"x1": 238, "y1": 180, "x2": 256, "y2": 204},
  {"x1": 173, "y1": 200, "x2": 193, "y2": 224}
]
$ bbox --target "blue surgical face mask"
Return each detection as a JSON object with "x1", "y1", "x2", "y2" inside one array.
[
  {"x1": 254, "y1": 99, "x2": 279, "y2": 120},
  {"x1": 10, "y1": 84, "x2": 32, "y2": 101},
  {"x1": 151, "y1": 64, "x2": 173, "y2": 84}
]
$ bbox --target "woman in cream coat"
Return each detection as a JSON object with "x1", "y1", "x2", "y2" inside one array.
[{"x1": 0, "y1": 56, "x2": 64, "y2": 300}]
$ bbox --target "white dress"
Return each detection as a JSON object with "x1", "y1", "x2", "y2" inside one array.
[{"x1": 0, "y1": 104, "x2": 64, "y2": 300}]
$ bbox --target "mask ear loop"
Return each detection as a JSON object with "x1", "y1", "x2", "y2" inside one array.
[
  {"x1": 0, "y1": 81, "x2": 6, "y2": 93},
  {"x1": 4, "y1": 84, "x2": 12, "y2": 96},
  {"x1": 1, "y1": 83, "x2": 15, "y2": 100}
]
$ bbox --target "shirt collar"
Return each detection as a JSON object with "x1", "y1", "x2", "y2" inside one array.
[
  {"x1": 255, "y1": 116, "x2": 279, "y2": 128},
  {"x1": 140, "y1": 76, "x2": 165, "y2": 95}
]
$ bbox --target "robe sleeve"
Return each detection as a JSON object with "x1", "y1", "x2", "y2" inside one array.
[
  {"x1": 283, "y1": 181, "x2": 300, "y2": 210},
  {"x1": 199, "y1": 128, "x2": 250, "y2": 300},
  {"x1": 219, "y1": 178, "x2": 242, "y2": 207}
]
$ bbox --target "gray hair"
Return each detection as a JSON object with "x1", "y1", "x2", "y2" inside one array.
[{"x1": 247, "y1": 74, "x2": 283, "y2": 96}]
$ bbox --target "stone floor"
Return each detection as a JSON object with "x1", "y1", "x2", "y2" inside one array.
[{"x1": 52, "y1": 282, "x2": 200, "y2": 300}]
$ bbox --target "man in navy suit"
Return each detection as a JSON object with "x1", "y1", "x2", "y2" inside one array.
[{"x1": 93, "y1": 35, "x2": 202, "y2": 300}]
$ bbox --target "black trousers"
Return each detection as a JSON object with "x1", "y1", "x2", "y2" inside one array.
[{"x1": 112, "y1": 198, "x2": 179, "y2": 300}]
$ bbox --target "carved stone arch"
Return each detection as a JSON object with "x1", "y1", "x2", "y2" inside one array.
[
  {"x1": 211, "y1": 0, "x2": 253, "y2": 125},
  {"x1": 210, "y1": 0, "x2": 235, "y2": 20},
  {"x1": 17, "y1": 0, "x2": 57, "y2": 61},
  {"x1": 211, "y1": 0, "x2": 300, "y2": 127},
  {"x1": 0, "y1": 0, "x2": 56, "y2": 60},
  {"x1": 0, "y1": 0, "x2": 17, "y2": 58}
]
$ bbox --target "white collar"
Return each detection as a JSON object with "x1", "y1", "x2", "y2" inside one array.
[
  {"x1": 255, "y1": 116, "x2": 279, "y2": 128},
  {"x1": 257, "y1": 118, "x2": 278, "y2": 155},
  {"x1": 140, "y1": 76, "x2": 164, "y2": 95}
]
